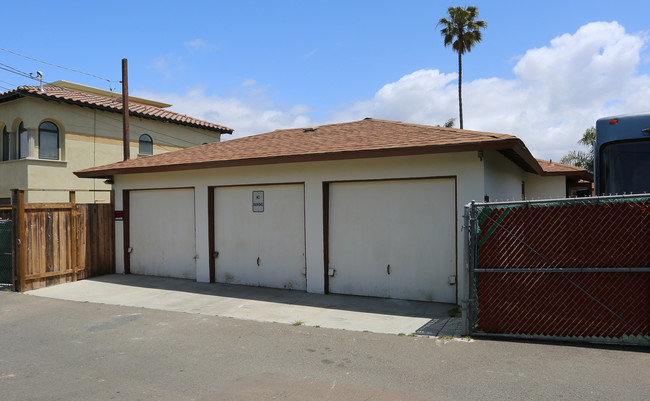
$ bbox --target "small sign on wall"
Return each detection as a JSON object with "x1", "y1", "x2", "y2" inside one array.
[
  {"x1": 252, "y1": 191, "x2": 264, "y2": 212},
  {"x1": 115, "y1": 210, "x2": 124, "y2": 221}
]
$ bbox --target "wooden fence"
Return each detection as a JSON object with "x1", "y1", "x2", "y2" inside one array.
[{"x1": 12, "y1": 189, "x2": 115, "y2": 291}]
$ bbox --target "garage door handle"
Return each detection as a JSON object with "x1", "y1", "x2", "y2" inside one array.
[
  {"x1": 387, "y1": 264, "x2": 391, "y2": 275},
  {"x1": 257, "y1": 257, "x2": 260, "y2": 266}
]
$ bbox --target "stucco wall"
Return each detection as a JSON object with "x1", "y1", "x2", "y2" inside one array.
[
  {"x1": 111, "y1": 152, "x2": 484, "y2": 301},
  {"x1": 525, "y1": 173, "x2": 566, "y2": 199},
  {"x1": 107, "y1": 150, "x2": 568, "y2": 303},
  {"x1": 483, "y1": 150, "x2": 526, "y2": 202},
  {"x1": 483, "y1": 150, "x2": 569, "y2": 201},
  {"x1": 0, "y1": 97, "x2": 223, "y2": 202},
  {"x1": 0, "y1": 160, "x2": 27, "y2": 203}
]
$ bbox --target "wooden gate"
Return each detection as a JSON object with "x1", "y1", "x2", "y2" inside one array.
[{"x1": 12, "y1": 189, "x2": 115, "y2": 291}]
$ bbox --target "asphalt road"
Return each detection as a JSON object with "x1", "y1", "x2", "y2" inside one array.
[{"x1": 0, "y1": 292, "x2": 648, "y2": 400}]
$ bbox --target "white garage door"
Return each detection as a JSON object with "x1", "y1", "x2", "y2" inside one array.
[
  {"x1": 214, "y1": 184, "x2": 306, "y2": 290},
  {"x1": 129, "y1": 188, "x2": 196, "y2": 279},
  {"x1": 328, "y1": 178, "x2": 456, "y2": 303}
]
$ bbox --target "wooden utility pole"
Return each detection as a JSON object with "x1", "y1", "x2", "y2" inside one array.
[{"x1": 122, "y1": 58, "x2": 130, "y2": 161}]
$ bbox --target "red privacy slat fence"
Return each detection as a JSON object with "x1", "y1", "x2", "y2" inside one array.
[{"x1": 465, "y1": 195, "x2": 650, "y2": 345}]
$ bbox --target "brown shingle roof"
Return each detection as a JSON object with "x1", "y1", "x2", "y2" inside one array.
[
  {"x1": 76, "y1": 118, "x2": 545, "y2": 178},
  {"x1": 536, "y1": 158, "x2": 593, "y2": 180},
  {"x1": 0, "y1": 84, "x2": 233, "y2": 134}
]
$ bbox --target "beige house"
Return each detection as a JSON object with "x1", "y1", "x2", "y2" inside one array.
[
  {"x1": 0, "y1": 81, "x2": 232, "y2": 203},
  {"x1": 77, "y1": 118, "x2": 590, "y2": 304}
]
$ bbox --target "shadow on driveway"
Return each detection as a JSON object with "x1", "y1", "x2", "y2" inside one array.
[{"x1": 28, "y1": 274, "x2": 463, "y2": 337}]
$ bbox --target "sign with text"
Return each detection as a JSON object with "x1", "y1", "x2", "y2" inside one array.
[{"x1": 252, "y1": 191, "x2": 264, "y2": 212}]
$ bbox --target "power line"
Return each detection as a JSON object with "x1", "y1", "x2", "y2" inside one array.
[
  {"x1": 1, "y1": 77, "x2": 215, "y2": 147},
  {"x1": 40, "y1": 83, "x2": 225, "y2": 146},
  {"x1": 0, "y1": 47, "x2": 116, "y2": 90},
  {"x1": 0, "y1": 62, "x2": 36, "y2": 80},
  {"x1": 0, "y1": 79, "x2": 19, "y2": 87}
]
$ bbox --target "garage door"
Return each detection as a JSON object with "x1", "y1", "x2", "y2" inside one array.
[
  {"x1": 214, "y1": 184, "x2": 306, "y2": 290},
  {"x1": 328, "y1": 178, "x2": 456, "y2": 303},
  {"x1": 129, "y1": 188, "x2": 196, "y2": 279}
]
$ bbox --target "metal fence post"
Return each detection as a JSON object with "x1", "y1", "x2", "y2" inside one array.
[
  {"x1": 462, "y1": 204, "x2": 470, "y2": 336},
  {"x1": 462, "y1": 201, "x2": 477, "y2": 336},
  {"x1": 469, "y1": 201, "x2": 478, "y2": 336}
]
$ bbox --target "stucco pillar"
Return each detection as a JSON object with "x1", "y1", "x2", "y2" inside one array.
[
  {"x1": 114, "y1": 189, "x2": 125, "y2": 274},
  {"x1": 194, "y1": 185, "x2": 210, "y2": 282},
  {"x1": 304, "y1": 179, "x2": 325, "y2": 294}
]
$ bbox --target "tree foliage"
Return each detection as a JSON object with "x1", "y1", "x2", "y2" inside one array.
[
  {"x1": 560, "y1": 126, "x2": 595, "y2": 173},
  {"x1": 438, "y1": 6, "x2": 487, "y2": 129},
  {"x1": 436, "y1": 118, "x2": 456, "y2": 128}
]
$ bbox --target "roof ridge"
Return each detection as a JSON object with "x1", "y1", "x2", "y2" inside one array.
[{"x1": 76, "y1": 118, "x2": 546, "y2": 179}]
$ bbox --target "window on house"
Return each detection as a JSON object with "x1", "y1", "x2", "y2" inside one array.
[
  {"x1": 139, "y1": 134, "x2": 153, "y2": 155},
  {"x1": 19, "y1": 122, "x2": 28, "y2": 159},
  {"x1": 39, "y1": 121, "x2": 59, "y2": 160},
  {"x1": 2, "y1": 126, "x2": 17, "y2": 161},
  {"x1": 1, "y1": 126, "x2": 8, "y2": 161}
]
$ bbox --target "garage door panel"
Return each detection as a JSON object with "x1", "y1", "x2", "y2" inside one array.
[
  {"x1": 328, "y1": 181, "x2": 390, "y2": 297},
  {"x1": 214, "y1": 184, "x2": 306, "y2": 290},
  {"x1": 129, "y1": 188, "x2": 196, "y2": 279},
  {"x1": 328, "y1": 178, "x2": 456, "y2": 303}
]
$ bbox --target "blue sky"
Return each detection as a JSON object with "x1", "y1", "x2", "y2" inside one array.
[{"x1": 2, "y1": 0, "x2": 649, "y2": 161}]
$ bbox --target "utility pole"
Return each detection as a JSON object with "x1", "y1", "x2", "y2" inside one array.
[{"x1": 121, "y1": 58, "x2": 130, "y2": 161}]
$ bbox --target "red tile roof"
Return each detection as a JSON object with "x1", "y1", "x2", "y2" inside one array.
[
  {"x1": 0, "y1": 84, "x2": 233, "y2": 134},
  {"x1": 76, "y1": 118, "x2": 549, "y2": 178}
]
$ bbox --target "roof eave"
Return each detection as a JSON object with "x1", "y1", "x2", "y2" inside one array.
[
  {"x1": 0, "y1": 89, "x2": 27, "y2": 103},
  {"x1": 497, "y1": 140, "x2": 544, "y2": 175},
  {"x1": 542, "y1": 170, "x2": 594, "y2": 181}
]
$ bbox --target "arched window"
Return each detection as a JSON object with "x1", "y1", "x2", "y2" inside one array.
[
  {"x1": 39, "y1": 121, "x2": 59, "y2": 160},
  {"x1": 19, "y1": 122, "x2": 28, "y2": 159},
  {"x1": 139, "y1": 134, "x2": 153, "y2": 155}
]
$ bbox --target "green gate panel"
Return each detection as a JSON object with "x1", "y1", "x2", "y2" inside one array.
[{"x1": 0, "y1": 220, "x2": 12, "y2": 284}]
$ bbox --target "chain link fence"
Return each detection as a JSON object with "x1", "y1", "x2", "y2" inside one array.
[
  {"x1": 0, "y1": 218, "x2": 12, "y2": 290},
  {"x1": 464, "y1": 194, "x2": 650, "y2": 345}
]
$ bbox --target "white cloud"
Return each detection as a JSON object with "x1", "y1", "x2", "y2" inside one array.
[
  {"x1": 139, "y1": 22, "x2": 650, "y2": 161},
  {"x1": 241, "y1": 78, "x2": 257, "y2": 87},
  {"x1": 185, "y1": 38, "x2": 220, "y2": 53},
  {"x1": 149, "y1": 54, "x2": 185, "y2": 79},
  {"x1": 330, "y1": 69, "x2": 459, "y2": 124},
  {"x1": 340, "y1": 21, "x2": 650, "y2": 161},
  {"x1": 134, "y1": 84, "x2": 312, "y2": 139}
]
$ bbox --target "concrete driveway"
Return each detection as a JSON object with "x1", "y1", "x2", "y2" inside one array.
[{"x1": 27, "y1": 274, "x2": 462, "y2": 337}]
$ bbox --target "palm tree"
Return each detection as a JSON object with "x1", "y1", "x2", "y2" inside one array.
[{"x1": 438, "y1": 6, "x2": 487, "y2": 129}]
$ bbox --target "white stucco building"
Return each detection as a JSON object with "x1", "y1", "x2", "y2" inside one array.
[{"x1": 76, "y1": 119, "x2": 590, "y2": 304}]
